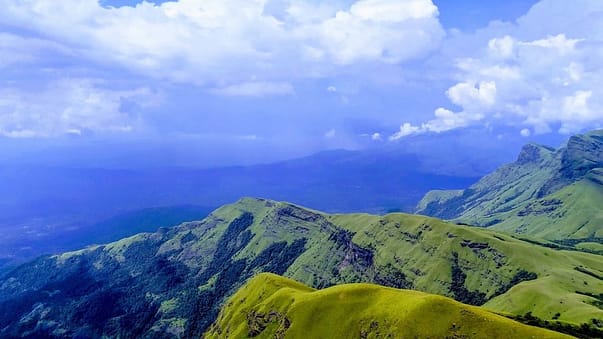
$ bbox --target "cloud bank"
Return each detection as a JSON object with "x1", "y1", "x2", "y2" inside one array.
[
  {"x1": 0, "y1": 0, "x2": 443, "y2": 83},
  {"x1": 0, "y1": 0, "x2": 446, "y2": 138},
  {"x1": 392, "y1": 0, "x2": 603, "y2": 139},
  {"x1": 0, "y1": 79, "x2": 152, "y2": 138}
]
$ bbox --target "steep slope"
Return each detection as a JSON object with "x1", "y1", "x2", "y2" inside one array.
[
  {"x1": 417, "y1": 130, "x2": 603, "y2": 243},
  {"x1": 0, "y1": 198, "x2": 601, "y2": 338},
  {"x1": 206, "y1": 273, "x2": 571, "y2": 338}
]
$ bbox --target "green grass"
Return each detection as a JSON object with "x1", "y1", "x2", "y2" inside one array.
[
  {"x1": 323, "y1": 211, "x2": 603, "y2": 325},
  {"x1": 417, "y1": 130, "x2": 603, "y2": 243},
  {"x1": 205, "y1": 273, "x2": 571, "y2": 338},
  {"x1": 193, "y1": 198, "x2": 603, "y2": 326},
  {"x1": 487, "y1": 176, "x2": 603, "y2": 240},
  {"x1": 10, "y1": 197, "x2": 602, "y2": 337}
]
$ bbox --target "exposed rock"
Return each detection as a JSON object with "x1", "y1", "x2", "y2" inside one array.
[
  {"x1": 515, "y1": 143, "x2": 553, "y2": 165},
  {"x1": 329, "y1": 229, "x2": 373, "y2": 268}
]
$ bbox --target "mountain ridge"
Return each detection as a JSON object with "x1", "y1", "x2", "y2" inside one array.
[
  {"x1": 0, "y1": 197, "x2": 601, "y2": 337},
  {"x1": 416, "y1": 129, "x2": 603, "y2": 242}
]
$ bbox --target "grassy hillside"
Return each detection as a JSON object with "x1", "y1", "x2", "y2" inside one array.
[
  {"x1": 417, "y1": 130, "x2": 603, "y2": 244},
  {"x1": 0, "y1": 198, "x2": 601, "y2": 337},
  {"x1": 206, "y1": 273, "x2": 571, "y2": 338}
]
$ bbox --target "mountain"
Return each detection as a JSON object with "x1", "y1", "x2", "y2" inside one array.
[
  {"x1": 0, "y1": 148, "x2": 477, "y2": 271},
  {"x1": 206, "y1": 273, "x2": 570, "y2": 338},
  {"x1": 1, "y1": 198, "x2": 601, "y2": 338},
  {"x1": 416, "y1": 130, "x2": 603, "y2": 246}
]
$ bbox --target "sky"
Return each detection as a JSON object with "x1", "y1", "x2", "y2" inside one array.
[{"x1": 1, "y1": 0, "x2": 602, "y2": 168}]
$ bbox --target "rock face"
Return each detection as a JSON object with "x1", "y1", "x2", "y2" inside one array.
[
  {"x1": 0, "y1": 198, "x2": 601, "y2": 338},
  {"x1": 539, "y1": 132, "x2": 603, "y2": 196},
  {"x1": 515, "y1": 143, "x2": 554, "y2": 165},
  {"x1": 563, "y1": 132, "x2": 603, "y2": 178},
  {"x1": 416, "y1": 129, "x2": 603, "y2": 242}
]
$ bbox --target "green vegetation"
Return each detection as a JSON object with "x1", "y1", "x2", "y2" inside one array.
[
  {"x1": 417, "y1": 130, "x2": 603, "y2": 245},
  {"x1": 0, "y1": 197, "x2": 601, "y2": 337},
  {"x1": 206, "y1": 273, "x2": 571, "y2": 338}
]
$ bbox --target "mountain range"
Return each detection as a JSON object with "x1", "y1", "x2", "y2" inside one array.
[
  {"x1": 0, "y1": 147, "x2": 477, "y2": 272},
  {"x1": 0, "y1": 197, "x2": 601, "y2": 337},
  {"x1": 1, "y1": 130, "x2": 602, "y2": 338}
]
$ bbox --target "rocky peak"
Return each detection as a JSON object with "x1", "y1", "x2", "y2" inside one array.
[
  {"x1": 515, "y1": 143, "x2": 553, "y2": 165},
  {"x1": 560, "y1": 131, "x2": 603, "y2": 180}
]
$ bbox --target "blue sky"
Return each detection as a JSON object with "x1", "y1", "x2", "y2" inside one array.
[{"x1": 1, "y1": 0, "x2": 602, "y2": 167}]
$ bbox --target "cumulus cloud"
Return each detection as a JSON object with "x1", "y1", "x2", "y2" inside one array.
[
  {"x1": 391, "y1": 0, "x2": 603, "y2": 139},
  {"x1": 446, "y1": 81, "x2": 496, "y2": 110},
  {"x1": 0, "y1": 0, "x2": 444, "y2": 86},
  {"x1": 0, "y1": 79, "x2": 152, "y2": 138},
  {"x1": 312, "y1": 0, "x2": 443, "y2": 65}
]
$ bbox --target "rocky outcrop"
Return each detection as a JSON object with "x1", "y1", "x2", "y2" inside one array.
[{"x1": 515, "y1": 143, "x2": 554, "y2": 165}]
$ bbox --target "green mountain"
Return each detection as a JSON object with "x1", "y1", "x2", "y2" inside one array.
[
  {"x1": 206, "y1": 273, "x2": 571, "y2": 338},
  {"x1": 0, "y1": 205, "x2": 213, "y2": 275},
  {"x1": 0, "y1": 198, "x2": 601, "y2": 338},
  {"x1": 417, "y1": 130, "x2": 603, "y2": 245}
]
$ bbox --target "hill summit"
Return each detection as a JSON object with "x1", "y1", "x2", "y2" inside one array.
[{"x1": 206, "y1": 273, "x2": 571, "y2": 338}]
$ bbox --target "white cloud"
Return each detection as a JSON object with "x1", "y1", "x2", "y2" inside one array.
[
  {"x1": 0, "y1": 32, "x2": 73, "y2": 68},
  {"x1": 389, "y1": 122, "x2": 421, "y2": 140},
  {"x1": 210, "y1": 81, "x2": 294, "y2": 97},
  {"x1": 0, "y1": 0, "x2": 444, "y2": 84},
  {"x1": 446, "y1": 81, "x2": 496, "y2": 110},
  {"x1": 325, "y1": 128, "x2": 336, "y2": 138},
  {"x1": 393, "y1": 0, "x2": 603, "y2": 138},
  {"x1": 488, "y1": 35, "x2": 514, "y2": 59},
  {"x1": 0, "y1": 79, "x2": 152, "y2": 138},
  {"x1": 316, "y1": 0, "x2": 443, "y2": 65},
  {"x1": 350, "y1": 0, "x2": 437, "y2": 22},
  {"x1": 390, "y1": 108, "x2": 482, "y2": 139},
  {"x1": 371, "y1": 132, "x2": 382, "y2": 140}
]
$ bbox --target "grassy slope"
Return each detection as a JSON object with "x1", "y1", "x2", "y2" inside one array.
[
  {"x1": 489, "y1": 172, "x2": 603, "y2": 239},
  {"x1": 209, "y1": 199, "x2": 603, "y2": 325},
  {"x1": 324, "y1": 212, "x2": 603, "y2": 325},
  {"x1": 2, "y1": 198, "x2": 602, "y2": 337},
  {"x1": 206, "y1": 273, "x2": 571, "y2": 339},
  {"x1": 181, "y1": 199, "x2": 602, "y2": 324},
  {"x1": 416, "y1": 131, "x2": 603, "y2": 243}
]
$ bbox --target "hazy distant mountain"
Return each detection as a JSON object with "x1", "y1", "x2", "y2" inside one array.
[
  {"x1": 0, "y1": 205, "x2": 213, "y2": 275},
  {"x1": 1, "y1": 198, "x2": 600, "y2": 337},
  {"x1": 417, "y1": 129, "x2": 603, "y2": 249},
  {"x1": 0, "y1": 147, "x2": 478, "y2": 270}
]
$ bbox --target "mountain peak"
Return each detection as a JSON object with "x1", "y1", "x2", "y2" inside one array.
[
  {"x1": 515, "y1": 143, "x2": 554, "y2": 165},
  {"x1": 417, "y1": 129, "x2": 603, "y2": 241}
]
